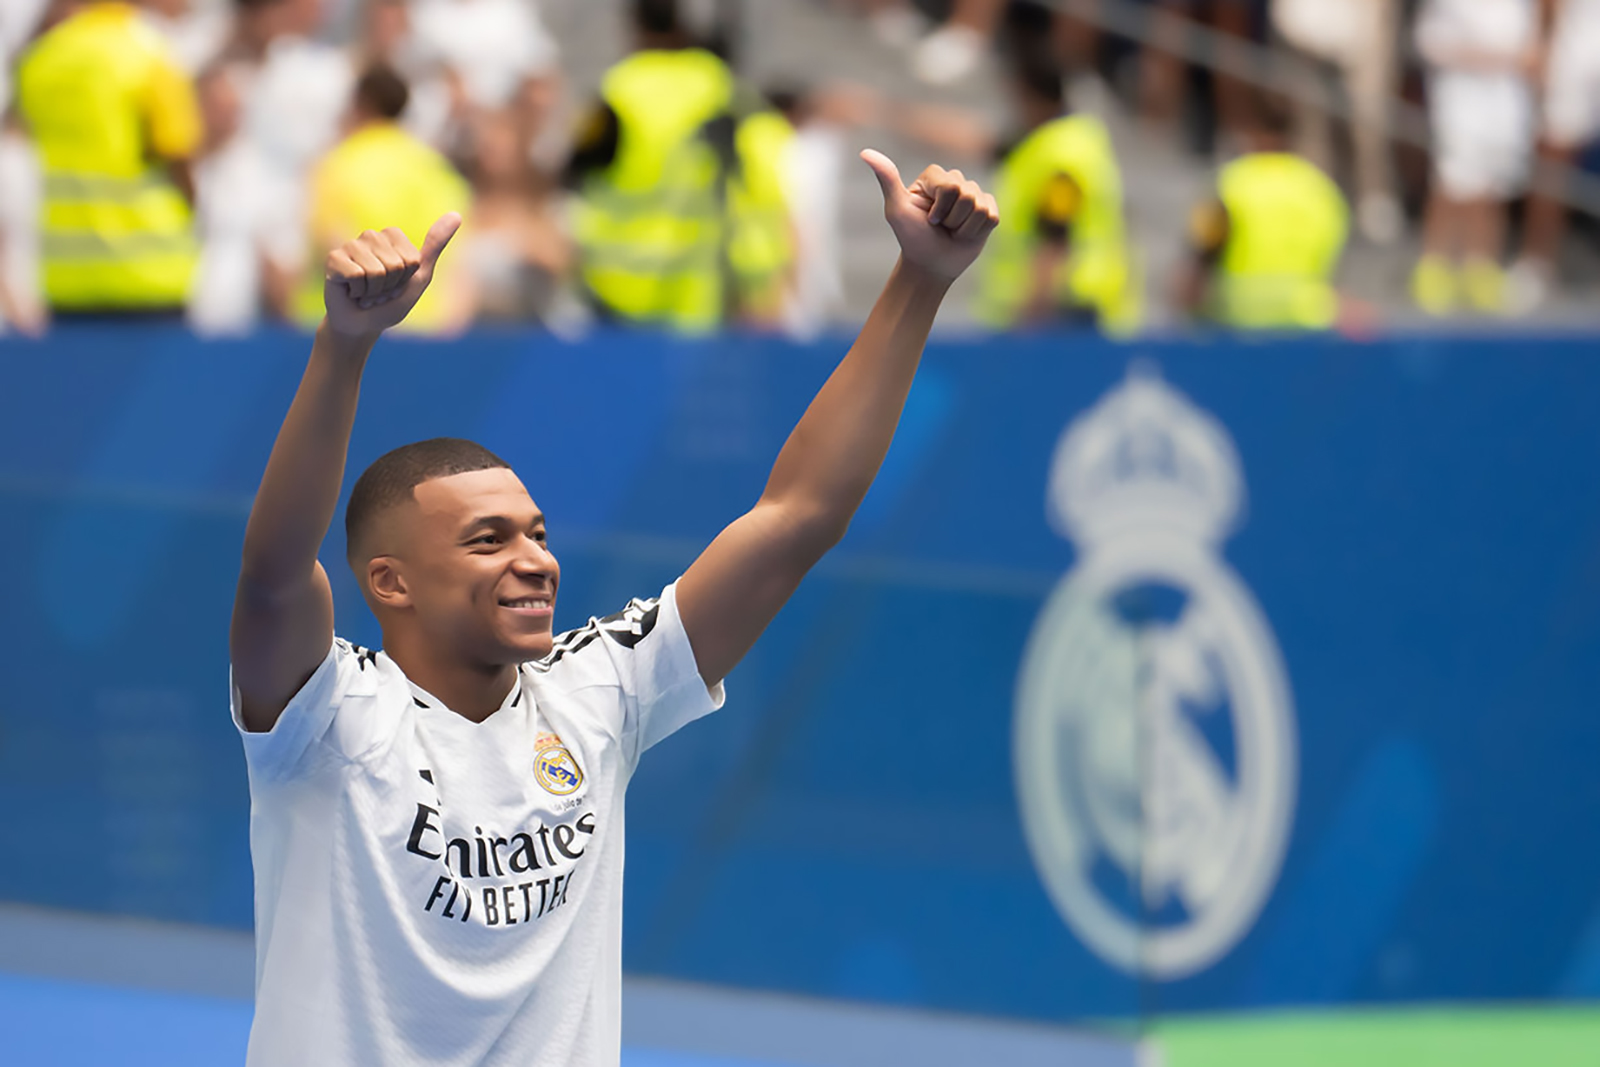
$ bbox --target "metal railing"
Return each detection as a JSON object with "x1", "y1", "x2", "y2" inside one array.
[{"x1": 1044, "y1": 0, "x2": 1600, "y2": 219}]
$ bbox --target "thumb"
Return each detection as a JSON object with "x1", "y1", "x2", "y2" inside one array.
[
  {"x1": 860, "y1": 149, "x2": 904, "y2": 206},
  {"x1": 419, "y1": 212, "x2": 463, "y2": 268}
]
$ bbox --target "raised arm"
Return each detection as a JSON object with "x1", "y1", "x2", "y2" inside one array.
[
  {"x1": 676, "y1": 151, "x2": 998, "y2": 686},
  {"x1": 230, "y1": 216, "x2": 461, "y2": 732}
]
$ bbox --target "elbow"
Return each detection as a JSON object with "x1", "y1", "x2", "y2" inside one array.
[{"x1": 773, "y1": 498, "x2": 853, "y2": 562}]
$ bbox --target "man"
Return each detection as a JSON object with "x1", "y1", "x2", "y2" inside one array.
[
  {"x1": 1509, "y1": 0, "x2": 1600, "y2": 311},
  {"x1": 870, "y1": 47, "x2": 1134, "y2": 333},
  {"x1": 230, "y1": 151, "x2": 997, "y2": 1066},
  {"x1": 975, "y1": 47, "x2": 1135, "y2": 334},
  {"x1": 566, "y1": 0, "x2": 792, "y2": 331},
  {"x1": 292, "y1": 63, "x2": 472, "y2": 333},
  {"x1": 1178, "y1": 92, "x2": 1351, "y2": 332},
  {"x1": 14, "y1": 0, "x2": 201, "y2": 321},
  {"x1": 1410, "y1": 0, "x2": 1537, "y2": 316}
]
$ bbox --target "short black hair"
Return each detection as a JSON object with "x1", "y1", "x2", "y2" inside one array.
[
  {"x1": 354, "y1": 62, "x2": 410, "y2": 122},
  {"x1": 1009, "y1": 42, "x2": 1065, "y2": 108},
  {"x1": 345, "y1": 438, "x2": 510, "y2": 565},
  {"x1": 1252, "y1": 89, "x2": 1296, "y2": 138},
  {"x1": 633, "y1": 0, "x2": 680, "y2": 35}
]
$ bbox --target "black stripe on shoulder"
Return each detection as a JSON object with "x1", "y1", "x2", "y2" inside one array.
[{"x1": 530, "y1": 596, "x2": 662, "y2": 669}]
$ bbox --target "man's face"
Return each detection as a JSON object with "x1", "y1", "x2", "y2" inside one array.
[{"x1": 374, "y1": 468, "x2": 560, "y2": 665}]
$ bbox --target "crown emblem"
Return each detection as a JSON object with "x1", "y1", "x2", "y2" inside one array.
[{"x1": 1047, "y1": 363, "x2": 1243, "y2": 548}]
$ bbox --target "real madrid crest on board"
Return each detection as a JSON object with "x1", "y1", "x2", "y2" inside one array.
[{"x1": 1013, "y1": 363, "x2": 1297, "y2": 980}]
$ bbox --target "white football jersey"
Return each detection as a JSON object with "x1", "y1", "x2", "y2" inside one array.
[{"x1": 233, "y1": 582, "x2": 723, "y2": 1066}]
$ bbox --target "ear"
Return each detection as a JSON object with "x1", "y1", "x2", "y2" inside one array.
[{"x1": 367, "y1": 556, "x2": 412, "y2": 610}]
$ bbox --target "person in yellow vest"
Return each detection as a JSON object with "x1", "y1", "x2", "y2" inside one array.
[
  {"x1": 976, "y1": 48, "x2": 1136, "y2": 334},
  {"x1": 884, "y1": 47, "x2": 1136, "y2": 334},
  {"x1": 1179, "y1": 92, "x2": 1354, "y2": 332},
  {"x1": 294, "y1": 64, "x2": 472, "y2": 334},
  {"x1": 725, "y1": 104, "x2": 797, "y2": 327},
  {"x1": 15, "y1": 0, "x2": 201, "y2": 322},
  {"x1": 564, "y1": 0, "x2": 794, "y2": 332}
]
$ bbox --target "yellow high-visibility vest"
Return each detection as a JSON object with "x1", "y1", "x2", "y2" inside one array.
[
  {"x1": 575, "y1": 49, "x2": 735, "y2": 332},
  {"x1": 17, "y1": 2, "x2": 199, "y2": 311},
  {"x1": 1210, "y1": 152, "x2": 1349, "y2": 331},
  {"x1": 727, "y1": 109, "x2": 796, "y2": 320},
  {"x1": 978, "y1": 114, "x2": 1137, "y2": 334},
  {"x1": 293, "y1": 123, "x2": 471, "y2": 333}
]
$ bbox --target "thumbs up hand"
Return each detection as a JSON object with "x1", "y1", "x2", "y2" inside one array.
[
  {"x1": 323, "y1": 213, "x2": 462, "y2": 339},
  {"x1": 860, "y1": 150, "x2": 999, "y2": 281}
]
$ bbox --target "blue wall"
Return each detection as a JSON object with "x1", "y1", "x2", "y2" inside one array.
[{"x1": 1, "y1": 327, "x2": 1597, "y2": 1025}]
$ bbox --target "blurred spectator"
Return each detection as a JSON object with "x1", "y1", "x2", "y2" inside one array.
[
  {"x1": 0, "y1": 0, "x2": 51, "y2": 115},
  {"x1": 0, "y1": 116, "x2": 44, "y2": 336},
  {"x1": 975, "y1": 48, "x2": 1136, "y2": 333},
  {"x1": 1272, "y1": 0, "x2": 1404, "y2": 245},
  {"x1": 353, "y1": 0, "x2": 453, "y2": 150},
  {"x1": 187, "y1": 63, "x2": 298, "y2": 335},
  {"x1": 407, "y1": 0, "x2": 561, "y2": 159},
  {"x1": 1510, "y1": 0, "x2": 1600, "y2": 311},
  {"x1": 725, "y1": 102, "x2": 797, "y2": 328},
  {"x1": 15, "y1": 0, "x2": 202, "y2": 322},
  {"x1": 1410, "y1": 0, "x2": 1537, "y2": 317},
  {"x1": 567, "y1": 0, "x2": 792, "y2": 332},
  {"x1": 770, "y1": 85, "x2": 876, "y2": 337},
  {"x1": 141, "y1": 0, "x2": 232, "y2": 73},
  {"x1": 293, "y1": 63, "x2": 472, "y2": 333},
  {"x1": 457, "y1": 108, "x2": 571, "y2": 325},
  {"x1": 1177, "y1": 92, "x2": 1352, "y2": 331},
  {"x1": 226, "y1": 0, "x2": 353, "y2": 200},
  {"x1": 0, "y1": 1, "x2": 48, "y2": 336},
  {"x1": 1137, "y1": 0, "x2": 1264, "y2": 149},
  {"x1": 868, "y1": 46, "x2": 1136, "y2": 332}
]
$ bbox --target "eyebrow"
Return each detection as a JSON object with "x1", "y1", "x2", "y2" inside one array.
[{"x1": 459, "y1": 513, "x2": 545, "y2": 537}]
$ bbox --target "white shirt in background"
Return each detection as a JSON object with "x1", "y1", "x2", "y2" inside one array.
[
  {"x1": 233, "y1": 583, "x2": 723, "y2": 1067},
  {"x1": 0, "y1": 131, "x2": 40, "y2": 334},
  {"x1": 409, "y1": 0, "x2": 559, "y2": 110},
  {"x1": 1416, "y1": 0, "x2": 1537, "y2": 70},
  {"x1": 782, "y1": 123, "x2": 847, "y2": 338},
  {"x1": 189, "y1": 136, "x2": 298, "y2": 336},
  {"x1": 0, "y1": 0, "x2": 49, "y2": 116}
]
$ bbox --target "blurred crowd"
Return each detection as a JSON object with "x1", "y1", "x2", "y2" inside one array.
[{"x1": 0, "y1": 0, "x2": 1597, "y2": 338}]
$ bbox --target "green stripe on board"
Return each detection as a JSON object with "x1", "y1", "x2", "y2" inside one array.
[{"x1": 1153, "y1": 1007, "x2": 1600, "y2": 1067}]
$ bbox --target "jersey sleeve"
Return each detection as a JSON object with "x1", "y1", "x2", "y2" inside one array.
[
  {"x1": 538, "y1": 581, "x2": 724, "y2": 774},
  {"x1": 231, "y1": 637, "x2": 392, "y2": 782}
]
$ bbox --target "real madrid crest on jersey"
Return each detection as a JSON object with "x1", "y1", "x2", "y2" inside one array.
[
  {"x1": 1014, "y1": 363, "x2": 1297, "y2": 980},
  {"x1": 534, "y1": 734, "x2": 584, "y2": 796}
]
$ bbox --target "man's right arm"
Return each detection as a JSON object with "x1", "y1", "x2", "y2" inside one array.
[{"x1": 230, "y1": 217, "x2": 462, "y2": 732}]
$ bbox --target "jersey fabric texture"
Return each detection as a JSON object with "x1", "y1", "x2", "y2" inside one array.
[
  {"x1": 232, "y1": 582, "x2": 723, "y2": 1067},
  {"x1": 16, "y1": 2, "x2": 200, "y2": 311}
]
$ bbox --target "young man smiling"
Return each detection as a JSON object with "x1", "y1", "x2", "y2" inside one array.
[{"x1": 229, "y1": 149, "x2": 998, "y2": 1067}]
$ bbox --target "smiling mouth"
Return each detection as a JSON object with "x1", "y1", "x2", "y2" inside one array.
[{"x1": 500, "y1": 597, "x2": 553, "y2": 611}]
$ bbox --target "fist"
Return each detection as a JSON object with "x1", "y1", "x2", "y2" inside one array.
[
  {"x1": 324, "y1": 213, "x2": 461, "y2": 338},
  {"x1": 861, "y1": 150, "x2": 999, "y2": 280}
]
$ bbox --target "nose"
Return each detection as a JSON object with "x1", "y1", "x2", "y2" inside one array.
[{"x1": 510, "y1": 534, "x2": 557, "y2": 578}]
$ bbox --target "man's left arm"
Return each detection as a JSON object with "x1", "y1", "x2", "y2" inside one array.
[
  {"x1": 676, "y1": 150, "x2": 998, "y2": 687},
  {"x1": 140, "y1": 51, "x2": 201, "y2": 206}
]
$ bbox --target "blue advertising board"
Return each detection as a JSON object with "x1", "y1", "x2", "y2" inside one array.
[{"x1": 0, "y1": 327, "x2": 1597, "y2": 1026}]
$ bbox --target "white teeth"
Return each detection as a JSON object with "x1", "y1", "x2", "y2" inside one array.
[{"x1": 505, "y1": 598, "x2": 550, "y2": 609}]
